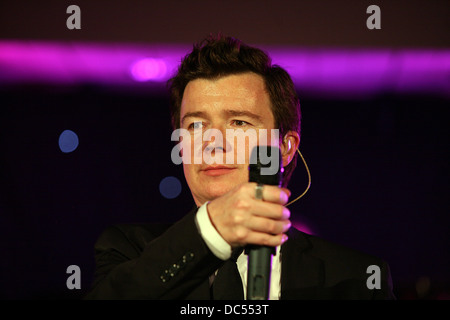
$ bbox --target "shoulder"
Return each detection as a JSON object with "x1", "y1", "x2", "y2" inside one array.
[
  {"x1": 282, "y1": 228, "x2": 395, "y2": 299},
  {"x1": 286, "y1": 227, "x2": 392, "y2": 280},
  {"x1": 93, "y1": 222, "x2": 173, "y2": 258},
  {"x1": 288, "y1": 227, "x2": 385, "y2": 263},
  {"x1": 93, "y1": 207, "x2": 199, "y2": 258}
]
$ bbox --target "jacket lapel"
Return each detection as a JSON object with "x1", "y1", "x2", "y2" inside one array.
[{"x1": 280, "y1": 228, "x2": 324, "y2": 299}]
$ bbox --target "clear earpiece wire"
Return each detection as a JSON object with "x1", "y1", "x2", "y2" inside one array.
[{"x1": 286, "y1": 148, "x2": 311, "y2": 207}]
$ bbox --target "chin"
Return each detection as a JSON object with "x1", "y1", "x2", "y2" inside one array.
[
  {"x1": 202, "y1": 175, "x2": 247, "y2": 200},
  {"x1": 185, "y1": 166, "x2": 249, "y2": 203},
  {"x1": 207, "y1": 184, "x2": 234, "y2": 199},
  {"x1": 201, "y1": 180, "x2": 234, "y2": 198}
]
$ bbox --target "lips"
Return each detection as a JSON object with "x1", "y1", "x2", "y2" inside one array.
[{"x1": 200, "y1": 165, "x2": 237, "y2": 176}]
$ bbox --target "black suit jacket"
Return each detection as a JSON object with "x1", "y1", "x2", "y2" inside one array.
[{"x1": 85, "y1": 209, "x2": 395, "y2": 300}]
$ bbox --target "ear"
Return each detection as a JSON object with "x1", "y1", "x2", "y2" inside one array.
[{"x1": 280, "y1": 131, "x2": 300, "y2": 168}]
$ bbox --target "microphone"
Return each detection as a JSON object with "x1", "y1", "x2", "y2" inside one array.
[{"x1": 245, "y1": 145, "x2": 283, "y2": 300}]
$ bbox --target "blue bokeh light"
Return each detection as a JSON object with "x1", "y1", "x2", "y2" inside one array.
[
  {"x1": 58, "y1": 130, "x2": 79, "y2": 153},
  {"x1": 159, "y1": 176, "x2": 182, "y2": 199}
]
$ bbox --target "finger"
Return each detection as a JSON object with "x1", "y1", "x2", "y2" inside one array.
[
  {"x1": 250, "y1": 200, "x2": 291, "y2": 220},
  {"x1": 240, "y1": 231, "x2": 289, "y2": 247},
  {"x1": 280, "y1": 187, "x2": 291, "y2": 199},
  {"x1": 245, "y1": 216, "x2": 291, "y2": 235},
  {"x1": 250, "y1": 183, "x2": 290, "y2": 205}
]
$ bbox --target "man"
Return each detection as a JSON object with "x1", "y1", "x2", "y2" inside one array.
[{"x1": 85, "y1": 35, "x2": 395, "y2": 300}]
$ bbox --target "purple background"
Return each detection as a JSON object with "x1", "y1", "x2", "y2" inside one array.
[{"x1": 0, "y1": 0, "x2": 449, "y2": 300}]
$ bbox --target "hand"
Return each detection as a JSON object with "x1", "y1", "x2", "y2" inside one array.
[{"x1": 207, "y1": 182, "x2": 291, "y2": 248}]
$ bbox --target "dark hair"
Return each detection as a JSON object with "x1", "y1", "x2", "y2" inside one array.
[{"x1": 168, "y1": 34, "x2": 301, "y2": 187}]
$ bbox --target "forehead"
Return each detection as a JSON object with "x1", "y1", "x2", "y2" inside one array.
[{"x1": 181, "y1": 73, "x2": 272, "y2": 115}]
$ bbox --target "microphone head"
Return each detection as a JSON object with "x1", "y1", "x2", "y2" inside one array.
[{"x1": 248, "y1": 145, "x2": 283, "y2": 186}]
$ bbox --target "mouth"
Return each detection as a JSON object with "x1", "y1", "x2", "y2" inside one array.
[{"x1": 200, "y1": 165, "x2": 237, "y2": 177}]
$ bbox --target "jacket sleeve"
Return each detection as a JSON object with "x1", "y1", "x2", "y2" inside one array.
[
  {"x1": 373, "y1": 259, "x2": 396, "y2": 300},
  {"x1": 84, "y1": 209, "x2": 223, "y2": 299}
]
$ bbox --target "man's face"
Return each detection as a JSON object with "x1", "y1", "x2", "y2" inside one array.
[{"x1": 179, "y1": 72, "x2": 276, "y2": 206}]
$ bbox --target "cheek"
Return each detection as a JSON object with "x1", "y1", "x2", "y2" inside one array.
[
  {"x1": 233, "y1": 129, "x2": 280, "y2": 162},
  {"x1": 183, "y1": 164, "x2": 202, "y2": 192},
  {"x1": 179, "y1": 133, "x2": 203, "y2": 164},
  {"x1": 246, "y1": 137, "x2": 258, "y2": 160},
  {"x1": 260, "y1": 128, "x2": 280, "y2": 147},
  {"x1": 228, "y1": 130, "x2": 257, "y2": 165}
]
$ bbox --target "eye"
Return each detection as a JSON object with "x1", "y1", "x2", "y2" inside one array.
[
  {"x1": 232, "y1": 120, "x2": 249, "y2": 127},
  {"x1": 188, "y1": 121, "x2": 204, "y2": 130}
]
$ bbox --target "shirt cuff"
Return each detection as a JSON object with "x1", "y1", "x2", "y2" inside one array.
[{"x1": 195, "y1": 202, "x2": 232, "y2": 261}]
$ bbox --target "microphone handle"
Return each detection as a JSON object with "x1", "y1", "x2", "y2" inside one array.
[
  {"x1": 246, "y1": 245, "x2": 275, "y2": 300},
  {"x1": 246, "y1": 145, "x2": 282, "y2": 300}
]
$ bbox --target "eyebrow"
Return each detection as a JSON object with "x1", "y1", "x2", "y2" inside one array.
[
  {"x1": 181, "y1": 111, "x2": 209, "y2": 125},
  {"x1": 224, "y1": 110, "x2": 263, "y2": 122},
  {"x1": 181, "y1": 109, "x2": 263, "y2": 125}
]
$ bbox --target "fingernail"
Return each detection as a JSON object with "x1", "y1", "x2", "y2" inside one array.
[
  {"x1": 283, "y1": 208, "x2": 291, "y2": 219},
  {"x1": 281, "y1": 234, "x2": 289, "y2": 244},
  {"x1": 282, "y1": 189, "x2": 291, "y2": 197}
]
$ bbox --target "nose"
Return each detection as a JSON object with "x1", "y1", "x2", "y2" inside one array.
[
  {"x1": 200, "y1": 125, "x2": 234, "y2": 165},
  {"x1": 203, "y1": 126, "x2": 231, "y2": 153}
]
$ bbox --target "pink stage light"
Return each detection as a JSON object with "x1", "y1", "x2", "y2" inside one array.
[
  {"x1": 0, "y1": 40, "x2": 448, "y2": 98},
  {"x1": 130, "y1": 58, "x2": 168, "y2": 82},
  {"x1": 292, "y1": 221, "x2": 315, "y2": 236}
]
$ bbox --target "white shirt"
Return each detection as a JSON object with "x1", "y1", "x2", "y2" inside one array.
[{"x1": 195, "y1": 202, "x2": 281, "y2": 300}]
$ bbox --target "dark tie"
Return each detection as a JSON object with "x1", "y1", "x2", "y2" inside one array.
[{"x1": 212, "y1": 247, "x2": 244, "y2": 300}]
